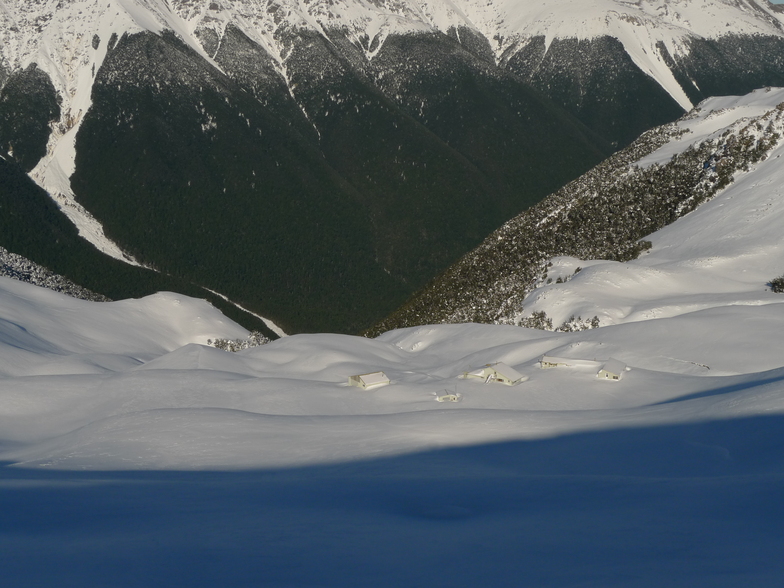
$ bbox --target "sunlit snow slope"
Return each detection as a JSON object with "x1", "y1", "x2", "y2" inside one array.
[
  {"x1": 521, "y1": 87, "x2": 784, "y2": 344},
  {"x1": 2, "y1": 275, "x2": 784, "y2": 469}
]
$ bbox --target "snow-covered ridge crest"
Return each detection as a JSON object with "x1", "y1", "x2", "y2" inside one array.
[
  {"x1": 3, "y1": 0, "x2": 784, "y2": 126},
  {"x1": 163, "y1": 0, "x2": 477, "y2": 64},
  {"x1": 460, "y1": 0, "x2": 784, "y2": 54},
  {"x1": 3, "y1": 0, "x2": 784, "y2": 105},
  {"x1": 517, "y1": 87, "x2": 784, "y2": 332},
  {"x1": 456, "y1": 0, "x2": 784, "y2": 110},
  {"x1": 0, "y1": 0, "x2": 477, "y2": 86}
]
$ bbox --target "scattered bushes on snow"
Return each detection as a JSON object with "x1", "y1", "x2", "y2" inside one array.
[
  {"x1": 0, "y1": 246, "x2": 110, "y2": 302},
  {"x1": 519, "y1": 310, "x2": 553, "y2": 330},
  {"x1": 518, "y1": 310, "x2": 600, "y2": 332},
  {"x1": 207, "y1": 330, "x2": 270, "y2": 352},
  {"x1": 556, "y1": 315, "x2": 601, "y2": 332},
  {"x1": 770, "y1": 276, "x2": 784, "y2": 293}
]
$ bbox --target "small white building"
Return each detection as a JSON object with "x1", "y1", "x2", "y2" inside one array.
[
  {"x1": 540, "y1": 356, "x2": 602, "y2": 369},
  {"x1": 540, "y1": 356, "x2": 572, "y2": 369},
  {"x1": 597, "y1": 359, "x2": 627, "y2": 381},
  {"x1": 348, "y1": 371, "x2": 390, "y2": 389},
  {"x1": 435, "y1": 389, "x2": 462, "y2": 403},
  {"x1": 463, "y1": 362, "x2": 527, "y2": 386}
]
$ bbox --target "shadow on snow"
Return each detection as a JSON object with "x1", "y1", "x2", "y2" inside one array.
[{"x1": 1, "y1": 414, "x2": 784, "y2": 588}]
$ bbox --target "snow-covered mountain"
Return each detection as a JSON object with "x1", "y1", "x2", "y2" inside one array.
[
  {"x1": 469, "y1": 0, "x2": 784, "y2": 106},
  {"x1": 3, "y1": 0, "x2": 783, "y2": 158},
  {"x1": 376, "y1": 86, "x2": 784, "y2": 333},
  {"x1": 3, "y1": 91, "x2": 784, "y2": 581},
  {"x1": 4, "y1": 0, "x2": 783, "y2": 110},
  {"x1": 489, "y1": 0, "x2": 784, "y2": 146},
  {"x1": 3, "y1": 0, "x2": 784, "y2": 334}
]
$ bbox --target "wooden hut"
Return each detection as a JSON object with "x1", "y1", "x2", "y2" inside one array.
[
  {"x1": 462, "y1": 362, "x2": 527, "y2": 386},
  {"x1": 348, "y1": 371, "x2": 390, "y2": 389},
  {"x1": 597, "y1": 359, "x2": 627, "y2": 381}
]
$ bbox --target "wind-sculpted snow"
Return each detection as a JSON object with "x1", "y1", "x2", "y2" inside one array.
[
  {"x1": 3, "y1": 232, "x2": 784, "y2": 584},
  {"x1": 3, "y1": 257, "x2": 784, "y2": 470},
  {"x1": 0, "y1": 277, "x2": 247, "y2": 378}
]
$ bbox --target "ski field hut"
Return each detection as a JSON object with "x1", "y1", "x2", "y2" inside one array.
[
  {"x1": 597, "y1": 359, "x2": 627, "y2": 381},
  {"x1": 435, "y1": 389, "x2": 462, "y2": 403},
  {"x1": 540, "y1": 356, "x2": 573, "y2": 369},
  {"x1": 348, "y1": 371, "x2": 390, "y2": 390},
  {"x1": 462, "y1": 362, "x2": 527, "y2": 386},
  {"x1": 540, "y1": 356, "x2": 602, "y2": 369}
]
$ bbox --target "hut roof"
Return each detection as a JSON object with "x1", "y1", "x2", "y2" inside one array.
[
  {"x1": 600, "y1": 359, "x2": 627, "y2": 376},
  {"x1": 358, "y1": 371, "x2": 390, "y2": 387},
  {"x1": 491, "y1": 362, "x2": 525, "y2": 383}
]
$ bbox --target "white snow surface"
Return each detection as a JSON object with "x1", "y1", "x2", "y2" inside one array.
[
  {"x1": 2, "y1": 272, "x2": 784, "y2": 469},
  {"x1": 640, "y1": 86, "x2": 784, "y2": 166}
]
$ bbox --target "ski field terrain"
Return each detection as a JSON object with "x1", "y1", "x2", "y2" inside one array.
[
  {"x1": 4, "y1": 0, "x2": 784, "y2": 333},
  {"x1": 2, "y1": 86, "x2": 784, "y2": 586}
]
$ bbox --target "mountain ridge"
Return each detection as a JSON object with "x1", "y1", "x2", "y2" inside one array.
[
  {"x1": 371, "y1": 87, "x2": 784, "y2": 335},
  {"x1": 4, "y1": 0, "x2": 784, "y2": 333}
]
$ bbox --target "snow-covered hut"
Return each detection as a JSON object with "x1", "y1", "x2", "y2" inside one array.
[
  {"x1": 540, "y1": 356, "x2": 602, "y2": 369},
  {"x1": 435, "y1": 389, "x2": 462, "y2": 403},
  {"x1": 462, "y1": 362, "x2": 527, "y2": 386},
  {"x1": 348, "y1": 371, "x2": 390, "y2": 389},
  {"x1": 597, "y1": 359, "x2": 627, "y2": 381},
  {"x1": 540, "y1": 356, "x2": 572, "y2": 369}
]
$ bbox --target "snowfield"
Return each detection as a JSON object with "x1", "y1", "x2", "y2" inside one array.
[
  {"x1": 1, "y1": 286, "x2": 784, "y2": 587},
  {"x1": 4, "y1": 87, "x2": 784, "y2": 584},
  {"x1": 2, "y1": 276, "x2": 784, "y2": 471}
]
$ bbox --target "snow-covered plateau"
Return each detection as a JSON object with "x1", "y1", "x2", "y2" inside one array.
[{"x1": 3, "y1": 93, "x2": 784, "y2": 586}]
